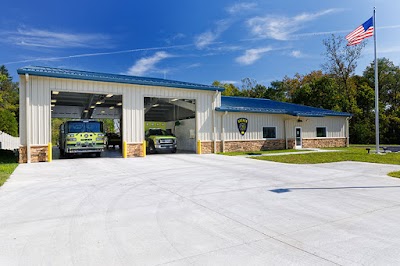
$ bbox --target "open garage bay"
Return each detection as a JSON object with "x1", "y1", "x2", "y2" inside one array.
[{"x1": 1, "y1": 155, "x2": 400, "y2": 265}]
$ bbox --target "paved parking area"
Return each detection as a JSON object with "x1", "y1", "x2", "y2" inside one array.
[{"x1": 1, "y1": 154, "x2": 400, "y2": 265}]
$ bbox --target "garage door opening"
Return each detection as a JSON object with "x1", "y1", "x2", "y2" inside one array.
[
  {"x1": 51, "y1": 91, "x2": 123, "y2": 160},
  {"x1": 144, "y1": 97, "x2": 196, "y2": 154}
]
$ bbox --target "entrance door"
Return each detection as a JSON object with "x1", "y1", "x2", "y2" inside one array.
[{"x1": 295, "y1": 127, "x2": 302, "y2": 149}]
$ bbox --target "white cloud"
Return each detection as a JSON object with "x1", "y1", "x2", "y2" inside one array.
[
  {"x1": 226, "y1": 2, "x2": 257, "y2": 14},
  {"x1": 126, "y1": 51, "x2": 172, "y2": 76},
  {"x1": 2, "y1": 27, "x2": 110, "y2": 48},
  {"x1": 186, "y1": 63, "x2": 201, "y2": 69},
  {"x1": 221, "y1": 80, "x2": 238, "y2": 84},
  {"x1": 194, "y1": 19, "x2": 231, "y2": 49},
  {"x1": 165, "y1": 33, "x2": 186, "y2": 44},
  {"x1": 236, "y1": 46, "x2": 273, "y2": 65},
  {"x1": 290, "y1": 50, "x2": 303, "y2": 58},
  {"x1": 247, "y1": 9, "x2": 340, "y2": 41}
]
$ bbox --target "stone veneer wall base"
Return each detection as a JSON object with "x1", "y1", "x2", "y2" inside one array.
[
  {"x1": 302, "y1": 138, "x2": 347, "y2": 148},
  {"x1": 200, "y1": 140, "x2": 286, "y2": 154},
  {"x1": 19, "y1": 145, "x2": 49, "y2": 163}
]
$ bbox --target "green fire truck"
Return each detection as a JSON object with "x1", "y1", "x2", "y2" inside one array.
[
  {"x1": 145, "y1": 121, "x2": 177, "y2": 153},
  {"x1": 59, "y1": 120, "x2": 105, "y2": 157}
]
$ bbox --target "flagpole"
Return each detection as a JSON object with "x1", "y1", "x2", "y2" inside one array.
[{"x1": 373, "y1": 7, "x2": 379, "y2": 153}]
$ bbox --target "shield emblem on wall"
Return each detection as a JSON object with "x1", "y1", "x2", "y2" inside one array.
[{"x1": 237, "y1": 118, "x2": 248, "y2": 136}]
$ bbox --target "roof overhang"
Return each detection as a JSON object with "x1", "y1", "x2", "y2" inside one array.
[
  {"x1": 18, "y1": 66, "x2": 225, "y2": 92},
  {"x1": 216, "y1": 107, "x2": 352, "y2": 117}
]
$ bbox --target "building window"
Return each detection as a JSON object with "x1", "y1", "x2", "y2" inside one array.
[
  {"x1": 316, "y1": 127, "x2": 327, "y2": 137},
  {"x1": 263, "y1": 127, "x2": 276, "y2": 139}
]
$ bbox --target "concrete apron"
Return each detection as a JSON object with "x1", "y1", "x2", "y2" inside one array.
[{"x1": 1, "y1": 154, "x2": 400, "y2": 265}]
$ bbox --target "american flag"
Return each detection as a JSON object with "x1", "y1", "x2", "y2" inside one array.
[{"x1": 346, "y1": 17, "x2": 374, "y2": 46}]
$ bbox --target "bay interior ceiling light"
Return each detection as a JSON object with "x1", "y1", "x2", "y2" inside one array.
[
  {"x1": 152, "y1": 104, "x2": 159, "y2": 107},
  {"x1": 171, "y1": 98, "x2": 179, "y2": 102},
  {"x1": 109, "y1": 106, "x2": 114, "y2": 110},
  {"x1": 90, "y1": 105, "x2": 95, "y2": 108},
  {"x1": 101, "y1": 110, "x2": 105, "y2": 113},
  {"x1": 51, "y1": 99, "x2": 57, "y2": 103},
  {"x1": 96, "y1": 101, "x2": 102, "y2": 105},
  {"x1": 52, "y1": 91, "x2": 59, "y2": 95},
  {"x1": 106, "y1": 94, "x2": 113, "y2": 98},
  {"x1": 117, "y1": 102, "x2": 122, "y2": 106},
  {"x1": 51, "y1": 104, "x2": 55, "y2": 107},
  {"x1": 83, "y1": 110, "x2": 89, "y2": 113}
]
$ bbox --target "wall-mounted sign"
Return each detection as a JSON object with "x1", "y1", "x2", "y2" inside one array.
[{"x1": 237, "y1": 118, "x2": 248, "y2": 136}]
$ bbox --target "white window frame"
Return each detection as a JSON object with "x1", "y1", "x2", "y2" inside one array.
[
  {"x1": 316, "y1": 126, "x2": 327, "y2": 138},
  {"x1": 263, "y1": 126, "x2": 277, "y2": 139}
]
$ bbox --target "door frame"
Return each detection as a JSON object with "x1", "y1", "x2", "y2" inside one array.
[{"x1": 295, "y1": 127, "x2": 302, "y2": 149}]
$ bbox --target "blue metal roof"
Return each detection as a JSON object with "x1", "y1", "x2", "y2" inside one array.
[
  {"x1": 17, "y1": 66, "x2": 224, "y2": 92},
  {"x1": 217, "y1": 96, "x2": 351, "y2": 117}
]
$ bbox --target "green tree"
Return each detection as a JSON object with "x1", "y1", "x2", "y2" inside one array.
[
  {"x1": 0, "y1": 65, "x2": 19, "y2": 136},
  {"x1": 0, "y1": 109, "x2": 18, "y2": 136},
  {"x1": 212, "y1": 81, "x2": 241, "y2": 96},
  {"x1": 322, "y1": 35, "x2": 365, "y2": 112}
]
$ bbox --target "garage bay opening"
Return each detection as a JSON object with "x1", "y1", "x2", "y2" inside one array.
[
  {"x1": 144, "y1": 97, "x2": 196, "y2": 154},
  {"x1": 51, "y1": 91, "x2": 123, "y2": 159}
]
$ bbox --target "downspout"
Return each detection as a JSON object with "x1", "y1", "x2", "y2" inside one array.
[
  {"x1": 213, "y1": 90, "x2": 218, "y2": 153},
  {"x1": 25, "y1": 73, "x2": 31, "y2": 163},
  {"x1": 346, "y1": 117, "x2": 351, "y2": 147},
  {"x1": 222, "y1": 111, "x2": 228, "y2": 152},
  {"x1": 284, "y1": 119, "x2": 288, "y2": 149}
]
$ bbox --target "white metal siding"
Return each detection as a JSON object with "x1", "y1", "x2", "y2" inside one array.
[
  {"x1": 19, "y1": 75, "x2": 26, "y2": 145},
  {"x1": 285, "y1": 116, "x2": 346, "y2": 139},
  {"x1": 21, "y1": 76, "x2": 216, "y2": 146},
  {"x1": 219, "y1": 112, "x2": 285, "y2": 141}
]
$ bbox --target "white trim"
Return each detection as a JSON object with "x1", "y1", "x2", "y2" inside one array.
[
  {"x1": 302, "y1": 137, "x2": 346, "y2": 140},
  {"x1": 295, "y1": 127, "x2": 302, "y2": 149}
]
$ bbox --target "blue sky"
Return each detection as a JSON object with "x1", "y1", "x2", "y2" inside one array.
[{"x1": 1, "y1": 0, "x2": 400, "y2": 86}]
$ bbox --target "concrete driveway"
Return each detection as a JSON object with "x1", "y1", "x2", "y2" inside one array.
[{"x1": 1, "y1": 154, "x2": 400, "y2": 265}]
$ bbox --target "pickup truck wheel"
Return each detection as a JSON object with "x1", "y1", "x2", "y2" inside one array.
[
  {"x1": 172, "y1": 148, "x2": 177, "y2": 153},
  {"x1": 149, "y1": 142, "x2": 156, "y2": 154},
  {"x1": 96, "y1": 152, "x2": 101, "y2": 157}
]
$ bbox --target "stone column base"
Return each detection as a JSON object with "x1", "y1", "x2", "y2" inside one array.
[
  {"x1": 19, "y1": 145, "x2": 49, "y2": 163},
  {"x1": 200, "y1": 141, "x2": 222, "y2": 154},
  {"x1": 126, "y1": 143, "x2": 144, "y2": 157}
]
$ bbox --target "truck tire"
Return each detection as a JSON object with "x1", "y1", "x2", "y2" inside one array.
[
  {"x1": 96, "y1": 152, "x2": 101, "y2": 157},
  {"x1": 149, "y1": 141, "x2": 156, "y2": 154},
  {"x1": 172, "y1": 148, "x2": 177, "y2": 153}
]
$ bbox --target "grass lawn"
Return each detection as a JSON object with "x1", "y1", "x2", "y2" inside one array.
[
  {"x1": 252, "y1": 147, "x2": 400, "y2": 165},
  {"x1": 388, "y1": 171, "x2": 400, "y2": 178},
  {"x1": 0, "y1": 150, "x2": 18, "y2": 187},
  {"x1": 219, "y1": 149, "x2": 312, "y2": 156}
]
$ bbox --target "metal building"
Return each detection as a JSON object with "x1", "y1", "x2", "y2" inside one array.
[{"x1": 18, "y1": 66, "x2": 351, "y2": 163}]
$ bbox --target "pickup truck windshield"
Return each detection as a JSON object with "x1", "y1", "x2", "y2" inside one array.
[
  {"x1": 68, "y1": 121, "x2": 102, "y2": 133},
  {"x1": 147, "y1": 129, "x2": 168, "y2": 136}
]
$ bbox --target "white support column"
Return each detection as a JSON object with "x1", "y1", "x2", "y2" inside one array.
[
  {"x1": 222, "y1": 111, "x2": 228, "y2": 152},
  {"x1": 212, "y1": 91, "x2": 218, "y2": 153},
  {"x1": 25, "y1": 73, "x2": 31, "y2": 163}
]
